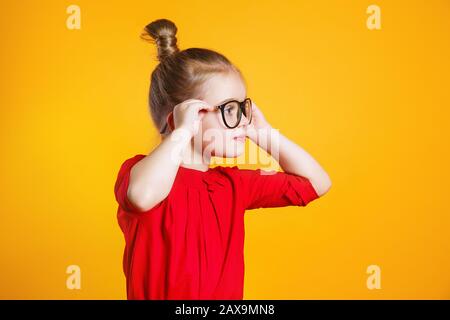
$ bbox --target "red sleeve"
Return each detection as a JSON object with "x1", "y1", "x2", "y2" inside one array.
[
  {"x1": 114, "y1": 154, "x2": 148, "y2": 213},
  {"x1": 236, "y1": 168, "x2": 320, "y2": 210}
]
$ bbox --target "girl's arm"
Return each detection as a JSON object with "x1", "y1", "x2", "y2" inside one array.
[
  {"x1": 127, "y1": 128, "x2": 192, "y2": 212},
  {"x1": 247, "y1": 102, "x2": 332, "y2": 197},
  {"x1": 127, "y1": 99, "x2": 214, "y2": 212}
]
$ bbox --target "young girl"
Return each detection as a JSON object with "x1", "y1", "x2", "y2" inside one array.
[{"x1": 114, "y1": 18, "x2": 331, "y2": 300}]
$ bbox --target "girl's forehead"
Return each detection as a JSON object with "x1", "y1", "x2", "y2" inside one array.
[{"x1": 200, "y1": 73, "x2": 247, "y2": 106}]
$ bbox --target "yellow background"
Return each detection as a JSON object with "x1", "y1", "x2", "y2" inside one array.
[{"x1": 0, "y1": 0, "x2": 449, "y2": 299}]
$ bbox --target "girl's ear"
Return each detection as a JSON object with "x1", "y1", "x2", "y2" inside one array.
[{"x1": 167, "y1": 111, "x2": 174, "y2": 132}]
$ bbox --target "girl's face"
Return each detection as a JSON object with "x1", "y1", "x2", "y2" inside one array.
[{"x1": 196, "y1": 72, "x2": 250, "y2": 159}]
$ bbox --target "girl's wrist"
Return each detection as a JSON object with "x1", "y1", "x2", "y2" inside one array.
[
  {"x1": 170, "y1": 127, "x2": 193, "y2": 144},
  {"x1": 172, "y1": 126, "x2": 194, "y2": 139}
]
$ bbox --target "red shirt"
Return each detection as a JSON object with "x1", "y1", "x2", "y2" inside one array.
[{"x1": 114, "y1": 154, "x2": 320, "y2": 300}]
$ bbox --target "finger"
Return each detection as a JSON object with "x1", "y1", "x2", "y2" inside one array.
[
  {"x1": 177, "y1": 99, "x2": 202, "y2": 110},
  {"x1": 251, "y1": 102, "x2": 261, "y2": 115},
  {"x1": 188, "y1": 100, "x2": 215, "y2": 112},
  {"x1": 184, "y1": 99, "x2": 208, "y2": 106}
]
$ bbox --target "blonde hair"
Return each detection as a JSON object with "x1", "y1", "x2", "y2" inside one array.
[{"x1": 140, "y1": 18, "x2": 245, "y2": 135}]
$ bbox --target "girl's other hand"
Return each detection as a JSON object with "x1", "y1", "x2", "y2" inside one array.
[
  {"x1": 249, "y1": 100, "x2": 271, "y2": 130},
  {"x1": 246, "y1": 101, "x2": 272, "y2": 143}
]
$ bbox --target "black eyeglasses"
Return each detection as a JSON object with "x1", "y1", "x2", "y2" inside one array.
[{"x1": 160, "y1": 97, "x2": 253, "y2": 134}]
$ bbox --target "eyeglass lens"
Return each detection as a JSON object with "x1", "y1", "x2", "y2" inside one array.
[{"x1": 223, "y1": 99, "x2": 252, "y2": 127}]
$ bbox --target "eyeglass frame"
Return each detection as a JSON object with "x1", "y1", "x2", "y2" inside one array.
[{"x1": 159, "y1": 97, "x2": 253, "y2": 134}]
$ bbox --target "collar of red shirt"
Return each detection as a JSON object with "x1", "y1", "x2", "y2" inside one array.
[{"x1": 177, "y1": 165, "x2": 231, "y2": 191}]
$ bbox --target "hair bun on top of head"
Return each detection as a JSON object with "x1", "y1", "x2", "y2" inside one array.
[{"x1": 140, "y1": 18, "x2": 180, "y2": 62}]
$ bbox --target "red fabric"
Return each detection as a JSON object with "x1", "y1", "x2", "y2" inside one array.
[{"x1": 114, "y1": 154, "x2": 320, "y2": 300}]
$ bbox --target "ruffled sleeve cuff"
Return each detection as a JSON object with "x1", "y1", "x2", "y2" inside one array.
[{"x1": 282, "y1": 175, "x2": 320, "y2": 206}]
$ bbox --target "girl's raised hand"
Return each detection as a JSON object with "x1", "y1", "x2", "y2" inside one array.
[{"x1": 171, "y1": 99, "x2": 215, "y2": 137}]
